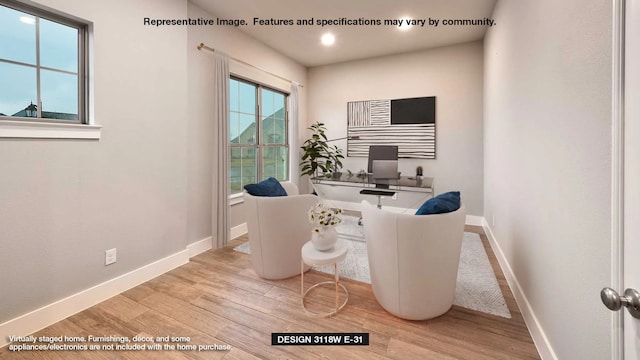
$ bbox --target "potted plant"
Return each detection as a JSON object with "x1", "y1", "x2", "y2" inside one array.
[{"x1": 300, "y1": 122, "x2": 344, "y2": 178}]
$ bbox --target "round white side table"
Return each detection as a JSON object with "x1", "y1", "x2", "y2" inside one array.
[{"x1": 300, "y1": 238, "x2": 349, "y2": 317}]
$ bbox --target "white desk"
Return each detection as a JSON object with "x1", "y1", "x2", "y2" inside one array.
[
  {"x1": 311, "y1": 174, "x2": 434, "y2": 212},
  {"x1": 300, "y1": 239, "x2": 349, "y2": 317}
]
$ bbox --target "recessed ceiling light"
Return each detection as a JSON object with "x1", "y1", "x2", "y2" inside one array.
[
  {"x1": 399, "y1": 17, "x2": 412, "y2": 31},
  {"x1": 321, "y1": 33, "x2": 335, "y2": 46},
  {"x1": 19, "y1": 16, "x2": 35, "y2": 25}
]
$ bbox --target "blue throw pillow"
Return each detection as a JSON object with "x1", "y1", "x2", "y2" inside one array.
[
  {"x1": 243, "y1": 177, "x2": 288, "y2": 197},
  {"x1": 415, "y1": 191, "x2": 461, "y2": 215}
]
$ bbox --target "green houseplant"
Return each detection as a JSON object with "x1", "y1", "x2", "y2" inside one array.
[{"x1": 300, "y1": 122, "x2": 344, "y2": 177}]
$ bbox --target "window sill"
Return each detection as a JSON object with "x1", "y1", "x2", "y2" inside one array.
[
  {"x1": 229, "y1": 192, "x2": 244, "y2": 206},
  {"x1": 0, "y1": 120, "x2": 102, "y2": 140}
]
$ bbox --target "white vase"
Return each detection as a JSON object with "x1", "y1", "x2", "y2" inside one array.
[{"x1": 311, "y1": 227, "x2": 338, "y2": 251}]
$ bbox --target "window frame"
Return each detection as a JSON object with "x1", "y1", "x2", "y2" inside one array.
[
  {"x1": 229, "y1": 75, "x2": 290, "y2": 196},
  {"x1": 0, "y1": 0, "x2": 90, "y2": 126}
]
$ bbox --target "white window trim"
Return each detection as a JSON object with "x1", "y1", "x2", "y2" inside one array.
[
  {"x1": 229, "y1": 192, "x2": 244, "y2": 206},
  {"x1": 1, "y1": 1, "x2": 93, "y2": 136},
  {"x1": 0, "y1": 120, "x2": 101, "y2": 139}
]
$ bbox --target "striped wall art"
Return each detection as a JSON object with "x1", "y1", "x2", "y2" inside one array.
[{"x1": 347, "y1": 96, "x2": 436, "y2": 159}]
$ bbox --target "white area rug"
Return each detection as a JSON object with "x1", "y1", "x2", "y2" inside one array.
[{"x1": 234, "y1": 216, "x2": 511, "y2": 318}]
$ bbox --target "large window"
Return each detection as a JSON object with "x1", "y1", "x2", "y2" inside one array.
[
  {"x1": 0, "y1": 1, "x2": 88, "y2": 123},
  {"x1": 229, "y1": 77, "x2": 289, "y2": 194}
]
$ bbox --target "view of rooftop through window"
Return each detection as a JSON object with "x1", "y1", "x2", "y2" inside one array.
[{"x1": 0, "y1": 3, "x2": 81, "y2": 120}]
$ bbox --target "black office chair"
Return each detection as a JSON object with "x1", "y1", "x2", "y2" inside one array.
[
  {"x1": 358, "y1": 145, "x2": 398, "y2": 225},
  {"x1": 367, "y1": 145, "x2": 399, "y2": 176}
]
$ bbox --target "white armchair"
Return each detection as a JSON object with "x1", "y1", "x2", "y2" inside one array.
[
  {"x1": 361, "y1": 200, "x2": 466, "y2": 320},
  {"x1": 244, "y1": 181, "x2": 318, "y2": 280}
]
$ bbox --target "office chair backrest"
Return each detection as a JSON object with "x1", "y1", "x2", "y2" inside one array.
[{"x1": 367, "y1": 145, "x2": 398, "y2": 173}]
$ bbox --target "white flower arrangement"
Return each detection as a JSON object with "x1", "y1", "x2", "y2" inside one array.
[{"x1": 308, "y1": 202, "x2": 343, "y2": 233}]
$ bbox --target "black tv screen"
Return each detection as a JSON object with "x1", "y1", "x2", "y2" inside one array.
[{"x1": 391, "y1": 96, "x2": 435, "y2": 125}]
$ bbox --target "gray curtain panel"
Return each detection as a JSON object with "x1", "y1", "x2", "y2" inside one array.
[
  {"x1": 289, "y1": 82, "x2": 300, "y2": 187},
  {"x1": 214, "y1": 53, "x2": 230, "y2": 248}
]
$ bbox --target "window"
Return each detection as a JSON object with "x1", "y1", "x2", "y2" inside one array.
[
  {"x1": 229, "y1": 77, "x2": 289, "y2": 194},
  {"x1": 0, "y1": 1, "x2": 88, "y2": 123}
]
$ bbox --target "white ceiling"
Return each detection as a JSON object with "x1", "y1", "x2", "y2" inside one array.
[{"x1": 190, "y1": 0, "x2": 497, "y2": 67}]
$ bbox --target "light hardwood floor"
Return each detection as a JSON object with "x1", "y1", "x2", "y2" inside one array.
[{"x1": 0, "y1": 225, "x2": 540, "y2": 359}]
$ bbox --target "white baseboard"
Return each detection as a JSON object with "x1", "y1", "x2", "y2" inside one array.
[
  {"x1": 482, "y1": 220, "x2": 558, "y2": 360},
  {"x1": 231, "y1": 223, "x2": 248, "y2": 239},
  {"x1": 187, "y1": 236, "x2": 212, "y2": 257},
  {"x1": 0, "y1": 249, "x2": 190, "y2": 348}
]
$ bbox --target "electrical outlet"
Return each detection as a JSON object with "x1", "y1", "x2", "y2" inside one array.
[{"x1": 105, "y1": 248, "x2": 117, "y2": 266}]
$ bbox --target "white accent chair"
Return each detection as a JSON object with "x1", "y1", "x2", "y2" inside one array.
[
  {"x1": 360, "y1": 200, "x2": 466, "y2": 320},
  {"x1": 244, "y1": 181, "x2": 318, "y2": 280}
]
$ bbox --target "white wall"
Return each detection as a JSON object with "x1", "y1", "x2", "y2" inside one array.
[
  {"x1": 0, "y1": 0, "x2": 188, "y2": 323},
  {"x1": 307, "y1": 42, "x2": 484, "y2": 215},
  {"x1": 484, "y1": 0, "x2": 612, "y2": 358},
  {"x1": 0, "y1": 0, "x2": 307, "y2": 339},
  {"x1": 186, "y1": 2, "x2": 307, "y2": 232}
]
